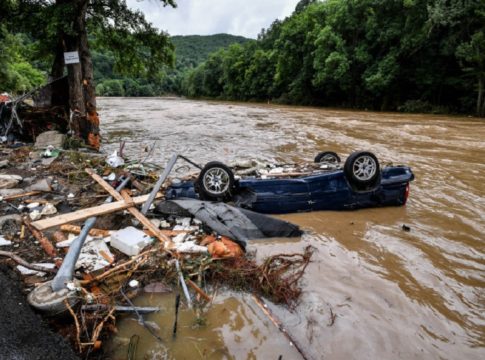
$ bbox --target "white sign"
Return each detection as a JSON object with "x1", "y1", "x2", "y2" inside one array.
[{"x1": 64, "y1": 51, "x2": 80, "y2": 65}]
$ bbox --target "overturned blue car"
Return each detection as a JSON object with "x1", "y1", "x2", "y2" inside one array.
[{"x1": 165, "y1": 151, "x2": 414, "y2": 214}]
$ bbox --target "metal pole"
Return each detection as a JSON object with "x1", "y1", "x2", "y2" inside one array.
[
  {"x1": 140, "y1": 153, "x2": 178, "y2": 215},
  {"x1": 51, "y1": 177, "x2": 130, "y2": 292},
  {"x1": 175, "y1": 259, "x2": 192, "y2": 309}
]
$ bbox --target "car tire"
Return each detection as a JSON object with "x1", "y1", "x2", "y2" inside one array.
[
  {"x1": 344, "y1": 151, "x2": 380, "y2": 189},
  {"x1": 196, "y1": 161, "x2": 235, "y2": 201},
  {"x1": 314, "y1": 151, "x2": 341, "y2": 164}
]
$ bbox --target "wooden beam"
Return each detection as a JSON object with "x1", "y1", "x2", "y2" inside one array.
[
  {"x1": 60, "y1": 224, "x2": 111, "y2": 238},
  {"x1": 84, "y1": 168, "x2": 171, "y2": 244},
  {"x1": 31, "y1": 193, "x2": 161, "y2": 231}
]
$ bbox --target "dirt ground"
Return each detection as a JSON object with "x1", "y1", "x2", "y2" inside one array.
[{"x1": 0, "y1": 265, "x2": 79, "y2": 360}]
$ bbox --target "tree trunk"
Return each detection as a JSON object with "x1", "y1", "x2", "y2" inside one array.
[
  {"x1": 79, "y1": 0, "x2": 100, "y2": 149},
  {"x1": 54, "y1": 0, "x2": 100, "y2": 150},
  {"x1": 477, "y1": 77, "x2": 484, "y2": 117}
]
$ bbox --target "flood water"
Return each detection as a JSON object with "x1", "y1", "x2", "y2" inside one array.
[{"x1": 99, "y1": 97, "x2": 485, "y2": 359}]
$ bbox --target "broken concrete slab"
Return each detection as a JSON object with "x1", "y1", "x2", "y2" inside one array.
[{"x1": 34, "y1": 130, "x2": 66, "y2": 149}]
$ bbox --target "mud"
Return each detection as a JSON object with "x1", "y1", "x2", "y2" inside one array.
[
  {"x1": 99, "y1": 98, "x2": 485, "y2": 359},
  {"x1": 0, "y1": 265, "x2": 78, "y2": 360}
]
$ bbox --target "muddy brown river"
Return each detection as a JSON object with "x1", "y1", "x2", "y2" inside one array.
[{"x1": 99, "y1": 97, "x2": 484, "y2": 359}]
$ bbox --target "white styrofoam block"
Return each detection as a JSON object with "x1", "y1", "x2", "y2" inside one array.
[{"x1": 110, "y1": 226, "x2": 153, "y2": 256}]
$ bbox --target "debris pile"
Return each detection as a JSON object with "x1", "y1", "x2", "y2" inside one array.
[{"x1": 0, "y1": 139, "x2": 312, "y2": 358}]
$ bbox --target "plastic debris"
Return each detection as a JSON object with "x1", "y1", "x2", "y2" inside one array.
[
  {"x1": 106, "y1": 150, "x2": 125, "y2": 168},
  {"x1": 110, "y1": 226, "x2": 153, "y2": 256},
  {"x1": 172, "y1": 232, "x2": 189, "y2": 244},
  {"x1": 103, "y1": 172, "x2": 116, "y2": 181},
  {"x1": 42, "y1": 145, "x2": 61, "y2": 158},
  {"x1": 173, "y1": 241, "x2": 208, "y2": 253},
  {"x1": 0, "y1": 236, "x2": 12, "y2": 246},
  {"x1": 129, "y1": 280, "x2": 139, "y2": 288},
  {"x1": 75, "y1": 239, "x2": 114, "y2": 272},
  {"x1": 56, "y1": 234, "x2": 95, "y2": 248}
]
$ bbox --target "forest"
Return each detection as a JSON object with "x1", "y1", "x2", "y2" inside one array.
[
  {"x1": 93, "y1": 34, "x2": 249, "y2": 96},
  {"x1": 1, "y1": 0, "x2": 484, "y2": 116},
  {"x1": 181, "y1": 0, "x2": 485, "y2": 115}
]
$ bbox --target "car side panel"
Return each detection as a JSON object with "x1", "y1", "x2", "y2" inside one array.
[{"x1": 238, "y1": 178, "x2": 311, "y2": 214}]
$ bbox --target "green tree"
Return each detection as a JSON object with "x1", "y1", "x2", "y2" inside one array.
[
  {"x1": 3, "y1": 0, "x2": 177, "y2": 148},
  {"x1": 0, "y1": 26, "x2": 45, "y2": 93}
]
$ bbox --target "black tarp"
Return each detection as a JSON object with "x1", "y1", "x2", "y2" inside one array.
[{"x1": 155, "y1": 199, "x2": 302, "y2": 249}]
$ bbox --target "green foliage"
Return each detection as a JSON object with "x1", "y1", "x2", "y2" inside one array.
[
  {"x1": 93, "y1": 33, "x2": 249, "y2": 96},
  {"x1": 1, "y1": 0, "x2": 177, "y2": 96},
  {"x1": 0, "y1": 26, "x2": 46, "y2": 94},
  {"x1": 181, "y1": 0, "x2": 485, "y2": 115}
]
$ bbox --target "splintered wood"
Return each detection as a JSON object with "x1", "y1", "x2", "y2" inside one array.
[
  {"x1": 30, "y1": 193, "x2": 162, "y2": 231},
  {"x1": 84, "y1": 168, "x2": 171, "y2": 244}
]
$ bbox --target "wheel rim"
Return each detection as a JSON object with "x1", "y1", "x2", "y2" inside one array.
[
  {"x1": 203, "y1": 167, "x2": 230, "y2": 195},
  {"x1": 320, "y1": 154, "x2": 339, "y2": 164},
  {"x1": 352, "y1": 155, "x2": 377, "y2": 181}
]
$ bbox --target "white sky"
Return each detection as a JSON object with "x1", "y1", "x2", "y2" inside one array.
[{"x1": 127, "y1": 0, "x2": 301, "y2": 39}]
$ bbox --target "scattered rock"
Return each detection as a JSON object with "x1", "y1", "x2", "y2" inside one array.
[
  {"x1": 29, "y1": 210, "x2": 42, "y2": 221},
  {"x1": 0, "y1": 214, "x2": 22, "y2": 236},
  {"x1": 34, "y1": 130, "x2": 66, "y2": 149},
  {"x1": 144, "y1": 282, "x2": 172, "y2": 294},
  {"x1": 28, "y1": 179, "x2": 52, "y2": 192},
  {"x1": 41, "y1": 203, "x2": 57, "y2": 216},
  {"x1": 0, "y1": 159, "x2": 9, "y2": 168},
  {"x1": 0, "y1": 174, "x2": 22, "y2": 189}
]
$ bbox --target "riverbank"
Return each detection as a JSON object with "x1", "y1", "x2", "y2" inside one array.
[{"x1": 0, "y1": 265, "x2": 78, "y2": 359}]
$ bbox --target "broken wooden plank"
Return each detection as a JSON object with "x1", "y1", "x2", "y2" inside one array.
[
  {"x1": 23, "y1": 218, "x2": 58, "y2": 257},
  {"x1": 60, "y1": 224, "x2": 111, "y2": 238},
  {"x1": 186, "y1": 279, "x2": 212, "y2": 302},
  {"x1": 31, "y1": 193, "x2": 162, "y2": 231},
  {"x1": 85, "y1": 168, "x2": 171, "y2": 244}
]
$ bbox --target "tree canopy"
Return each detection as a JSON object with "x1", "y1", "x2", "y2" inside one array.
[
  {"x1": 0, "y1": 0, "x2": 178, "y2": 148},
  {"x1": 180, "y1": 0, "x2": 485, "y2": 116}
]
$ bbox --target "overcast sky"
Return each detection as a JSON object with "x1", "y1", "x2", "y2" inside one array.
[{"x1": 127, "y1": 0, "x2": 301, "y2": 39}]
